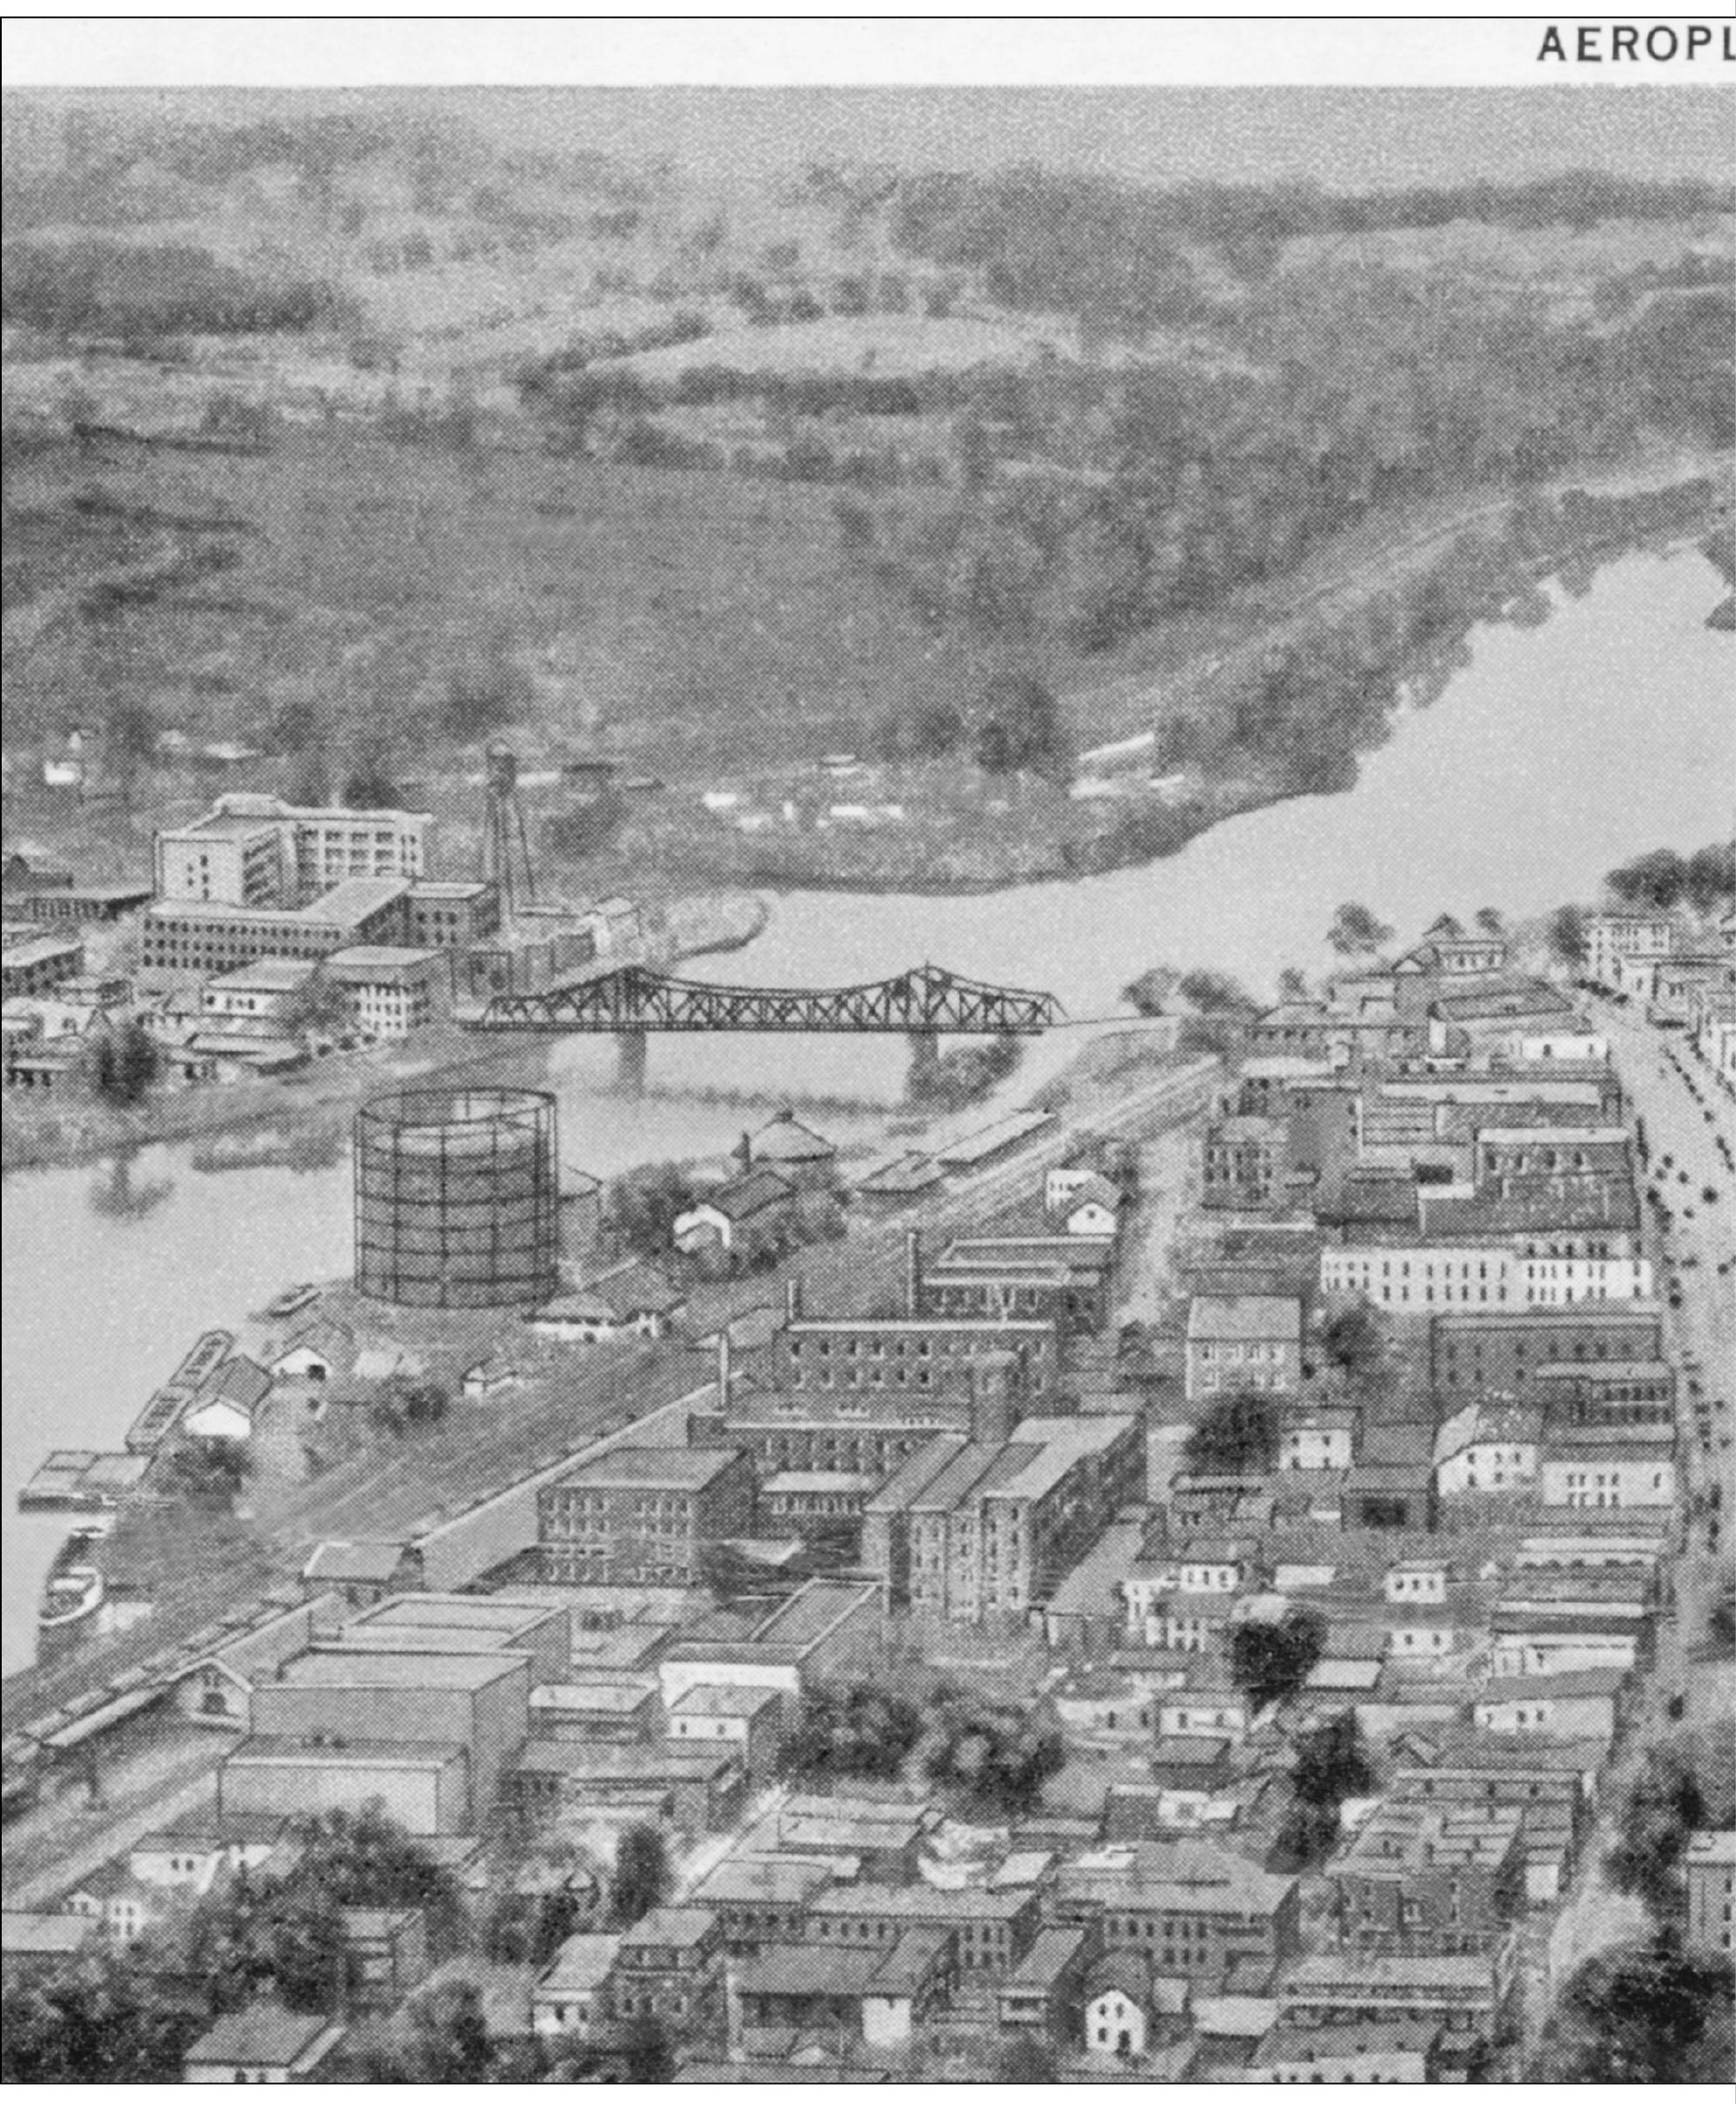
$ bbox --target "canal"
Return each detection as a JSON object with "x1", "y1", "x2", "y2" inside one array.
[{"x1": 2, "y1": 544, "x2": 1730, "y2": 1672}]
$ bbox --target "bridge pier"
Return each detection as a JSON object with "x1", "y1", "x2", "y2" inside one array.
[
  {"x1": 614, "y1": 1030, "x2": 648, "y2": 1095},
  {"x1": 907, "y1": 1028, "x2": 941, "y2": 1098}
]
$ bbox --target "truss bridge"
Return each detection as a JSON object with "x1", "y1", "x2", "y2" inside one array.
[{"x1": 461, "y1": 962, "x2": 1063, "y2": 1090}]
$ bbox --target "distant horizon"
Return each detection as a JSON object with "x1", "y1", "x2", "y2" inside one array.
[{"x1": 4, "y1": 83, "x2": 1730, "y2": 192}]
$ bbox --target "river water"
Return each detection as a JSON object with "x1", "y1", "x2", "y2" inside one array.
[{"x1": 3, "y1": 545, "x2": 1730, "y2": 1673}]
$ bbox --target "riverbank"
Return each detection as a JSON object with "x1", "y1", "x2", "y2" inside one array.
[
  {"x1": 580, "y1": 465, "x2": 1732, "y2": 900},
  {"x1": 0, "y1": 887, "x2": 768, "y2": 1177},
  {"x1": 4, "y1": 539, "x2": 1729, "y2": 1673}
]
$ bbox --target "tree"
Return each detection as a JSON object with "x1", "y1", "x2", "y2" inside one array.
[
  {"x1": 269, "y1": 698, "x2": 320, "y2": 755},
  {"x1": 1176, "y1": 968, "x2": 1259, "y2": 1016},
  {"x1": 923, "y1": 1685, "x2": 1065, "y2": 1816},
  {"x1": 909, "y1": 698, "x2": 967, "y2": 760},
  {"x1": 397, "y1": 1982, "x2": 497, "y2": 2082},
  {"x1": 184, "y1": 1876, "x2": 349, "y2": 2015},
  {"x1": 1229, "y1": 1606, "x2": 1326, "y2": 1709},
  {"x1": 1318, "y1": 1300, "x2": 1387, "y2": 1384},
  {"x1": 105, "y1": 696, "x2": 160, "y2": 788},
  {"x1": 1543, "y1": 1942, "x2": 1735, "y2": 2084},
  {"x1": 974, "y1": 671, "x2": 1069, "y2": 779},
  {"x1": 1292, "y1": 1709, "x2": 1375, "y2": 1810},
  {"x1": 1277, "y1": 965, "x2": 1310, "y2": 1003},
  {"x1": 605, "y1": 1162, "x2": 697, "y2": 1259},
  {"x1": 1605, "y1": 1739, "x2": 1730, "y2": 1923},
  {"x1": 287, "y1": 749, "x2": 332, "y2": 807},
  {"x1": 280, "y1": 971, "x2": 353, "y2": 1043},
  {"x1": 623, "y1": 2014, "x2": 675, "y2": 2084},
  {"x1": 608, "y1": 1823, "x2": 670, "y2": 1929},
  {"x1": 1284, "y1": 1708, "x2": 1376, "y2": 1859},
  {"x1": 292, "y1": 1804, "x2": 465, "y2": 1952},
  {"x1": 1185, "y1": 1388, "x2": 1280, "y2": 1474},
  {"x1": 780, "y1": 1680, "x2": 925, "y2": 1784},
  {"x1": 1328, "y1": 900, "x2": 1394, "y2": 957},
  {"x1": 1607, "y1": 848, "x2": 1687, "y2": 912},
  {"x1": 152, "y1": 1435, "x2": 253, "y2": 1509},
  {"x1": 442, "y1": 660, "x2": 532, "y2": 743},
  {"x1": 1683, "y1": 841, "x2": 1736, "y2": 913},
  {"x1": 84, "y1": 1018, "x2": 162, "y2": 1107},
  {"x1": 1548, "y1": 901, "x2": 1589, "y2": 969},
  {"x1": 1474, "y1": 906, "x2": 1506, "y2": 936},
  {"x1": 1, "y1": 1956, "x2": 198, "y2": 2083},
  {"x1": 1122, "y1": 966, "x2": 1178, "y2": 1018},
  {"x1": 342, "y1": 743, "x2": 400, "y2": 810},
  {"x1": 997, "y1": 2035, "x2": 1059, "y2": 2082}
]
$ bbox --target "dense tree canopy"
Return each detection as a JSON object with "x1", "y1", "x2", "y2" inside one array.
[{"x1": 1229, "y1": 1606, "x2": 1327, "y2": 1708}]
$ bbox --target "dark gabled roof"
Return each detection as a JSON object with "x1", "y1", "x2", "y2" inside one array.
[
  {"x1": 698, "y1": 1168, "x2": 796, "y2": 1223},
  {"x1": 750, "y1": 1110, "x2": 835, "y2": 1163}
]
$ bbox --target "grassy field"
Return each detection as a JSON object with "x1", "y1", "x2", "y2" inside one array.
[{"x1": 2, "y1": 426, "x2": 1028, "y2": 778}]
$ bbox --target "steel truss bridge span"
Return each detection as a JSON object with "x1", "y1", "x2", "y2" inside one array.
[{"x1": 465, "y1": 961, "x2": 1064, "y2": 1036}]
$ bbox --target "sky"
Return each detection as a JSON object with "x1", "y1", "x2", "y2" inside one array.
[{"x1": 5, "y1": 83, "x2": 1730, "y2": 192}]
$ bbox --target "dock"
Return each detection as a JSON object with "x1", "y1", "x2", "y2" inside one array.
[
  {"x1": 123, "y1": 1328, "x2": 234, "y2": 1452},
  {"x1": 18, "y1": 1450, "x2": 150, "y2": 1514}
]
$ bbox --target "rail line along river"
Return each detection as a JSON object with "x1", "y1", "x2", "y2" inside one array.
[{"x1": 3, "y1": 544, "x2": 1731, "y2": 1672}]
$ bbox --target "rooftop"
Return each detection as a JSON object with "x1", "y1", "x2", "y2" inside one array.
[
  {"x1": 204, "y1": 958, "x2": 319, "y2": 993},
  {"x1": 671, "y1": 1683, "x2": 783, "y2": 1718},
  {"x1": 537, "y1": 1931, "x2": 621, "y2": 1994},
  {"x1": 550, "y1": 1446, "x2": 744, "y2": 1494},
  {"x1": 620, "y1": 1904, "x2": 716, "y2": 1950},
  {"x1": 749, "y1": 1109, "x2": 835, "y2": 1164},
  {"x1": 1186, "y1": 1294, "x2": 1303, "y2": 1342},
  {"x1": 182, "y1": 2003, "x2": 342, "y2": 2070},
  {"x1": 324, "y1": 946, "x2": 442, "y2": 978},
  {"x1": 690, "y1": 1167, "x2": 796, "y2": 1223},
  {"x1": 267, "y1": 1650, "x2": 525, "y2": 1692}
]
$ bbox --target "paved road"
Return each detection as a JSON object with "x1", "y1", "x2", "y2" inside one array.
[
  {"x1": 1594, "y1": 996, "x2": 1735, "y2": 1585},
  {"x1": 1508, "y1": 997, "x2": 1736, "y2": 2053}
]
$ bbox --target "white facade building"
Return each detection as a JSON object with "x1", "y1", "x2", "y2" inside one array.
[{"x1": 1323, "y1": 1244, "x2": 1651, "y2": 1311}]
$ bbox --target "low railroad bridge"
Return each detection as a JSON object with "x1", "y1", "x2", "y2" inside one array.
[{"x1": 460, "y1": 961, "x2": 1064, "y2": 1091}]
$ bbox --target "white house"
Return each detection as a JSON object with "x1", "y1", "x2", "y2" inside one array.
[
  {"x1": 182, "y1": 1355, "x2": 271, "y2": 1441},
  {"x1": 529, "y1": 1263, "x2": 686, "y2": 1344},
  {"x1": 1584, "y1": 910, "x2": 1674, "y2": 990},
  {"x1": 1086, "y1": 1955, "x2": 1152, "y2": 2060},
  {"x1": 269, "y1": 1318, "x2": 355, "y2": 1385},
  {"x1": 1471, "y1": 1669, "x2": 1627, "y2": 1748},
  {"x1": 1435, "y1": 1402, "x2": 1541, "y2": 1498},
  {"x1": 1540, "y1": 1439, "x2": 1677, "y2": 1511},
  {"x1": 1279, "y1": 1403, "x2": 1356, "y2": 1472},
  {"x1": 532, "y1": 1932, "x2": 621, "y2": 2038},
  {"x1": 1516, "y1": 1030, "x2": 1608, "y2": 1063},
  {"x1": 672, "y1": 1166, "x2": 795, "y2": 1259},
  {"x1": 1058, "y1": 1173, "x2": 1125, "y2": 1239}
]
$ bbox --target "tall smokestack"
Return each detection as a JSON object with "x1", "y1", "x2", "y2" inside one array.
[
  {"x1": 905, "y1": 1228, "x2": 923, "y2": 1318},
  {"x1": 716, "y1": 1325, "x2": 733, "y2": 1409},
  {"x1": 785, "y1": 1274, "x2": 802, "y2": 1324}
]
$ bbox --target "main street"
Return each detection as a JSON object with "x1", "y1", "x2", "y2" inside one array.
[{"x1": 1515, "y1": 993, "x2": 1735, "y2": 2060}]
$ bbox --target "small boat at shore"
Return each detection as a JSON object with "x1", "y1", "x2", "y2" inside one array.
[
  {"x1": 38, "y1": 1551, "x2": 104, "y2": 1635},
  {"x1": 261, "y1": 1281, "x2": 320, "y2": 1321}
]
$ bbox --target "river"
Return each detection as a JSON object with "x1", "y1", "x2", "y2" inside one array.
[{"x1": 2, "y1": 544, "x2": 1729, "y2": 1673}]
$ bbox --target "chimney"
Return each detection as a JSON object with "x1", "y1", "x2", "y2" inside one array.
[
  {"x1": 905, "y1": 1228, "x2": 923, "y2": 1318},
  {"x1": 785, "y1": 1274, "x2": 802, "y2": 1324},
  {"x1": 736, "y1": 1131, "x2": 753, "y2": 1171}
]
